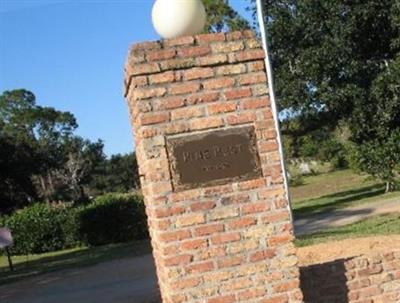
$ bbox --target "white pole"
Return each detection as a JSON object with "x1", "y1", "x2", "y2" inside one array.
[{"x1": 256, "y1": 0, "x2": 293, "y2": 224}]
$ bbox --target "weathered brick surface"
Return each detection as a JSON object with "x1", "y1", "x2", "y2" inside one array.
[
  {"x1": 300, "y1": 251, "x2": 400, "y2": 303},
  {"x1": 125, "y1": 31, "x2": 302, "y2": 303}
]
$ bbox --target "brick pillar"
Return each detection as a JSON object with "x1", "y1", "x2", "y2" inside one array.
[{"x1": 124, "y1": 31, "x2": 303, "y2": 303}]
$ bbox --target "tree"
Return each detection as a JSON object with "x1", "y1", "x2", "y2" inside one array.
[
  {"x1": 249, "y1": 0, "x2": 400, "y2": 187},
  {"x1": 249, "y1": 0, "x2": 399, "y2": 133},
  {"x1": 349, "y1": 130, "x2": 400, "y2": 192},
  {"x1": 89, "y1": 153, "x2": 140, "y2": 195},
  {"x1": 204, "y1": 0, "x2": 250, "y2": 32},
  {"x1": 52, "y1": 137, "x2": 105, "y2": 203},
  {"x1": 0, "y1": 132, "x2": 38, "y2": 213},
  {"x1": 0, "y1": 89, "x2": 78, "y2": 204}
]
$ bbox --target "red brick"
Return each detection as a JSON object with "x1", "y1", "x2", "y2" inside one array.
[
  {"x1": 203, "y1": 184, "x2": 234, "y2": 196},
  {"x1": 154, "y1": 206, "x2": 185, "y2": 218},
  {"x1": 238, "y1": 72, "x2": 267, "y2": 85},
  {"x1": 197, "y1": 54, "x2": 228, "y2": 66},
  {"x1": 226, "y1": 112, "x2": 257, "y2": 125},
  {"x1": 268, "y1": 234, "x2": 293, "y2": 247},
  {"x1": 207, "y1": 295, "x2": 235, "y2": 303},
  {"x1": 250, "y1": 249, "x2": 276, "y2": 262},
  {"x1": 259, "y1": 294, "x2": 288, "y2": 303},
  {"x1": 160, "y1": 230, "x2": 191, "y2": 242},
  {"x1": 218, "y1": 256, "x2": 243, "y2": 268},
  {"x1": 164, "y1": 122, "x2": 190, "y2": 135},
  {"x1": 181, "y1": 239, "x2": 208, "y2": 251},
  {"x1": 178, "y1": 46, "x2": 211, "y2": 58},
  {"x1": 154, "y1": 218, "x2": 171, "y2": 230},
  {"x1": 186, "y1": 261, "x2": 214, "y2": 274},
  {"x1": 228, "y1": 217, "x2": 257, "y2": 229},
  {"x1": 130, "y1": 63, "x2": 160, "y2": 76},
  {"x1": 207, "y1": 102, "x2": 237, "y2": 114},
  {"x1": 241, "y1": 97, "x2": 270, "y2": 110},
  {"x1": 190, "y1": 201, "x2": 216, "y2": 212},
  {"x1": 176, "y1": 213, "x2": 205, "y2": 227},
  {"x1": 186, "y1": 92, "x2": 220, "y2": 105},
  {"x1": 169, "y1": 188, "x2": 202, "y2": 202},
  {"x1": 243, "y1": 30, "x2": 256, "y2": 38},
  {"x1": 161, "y1": 244, "x2": 179, "y2": 256},
  {"x1": 238, "y1": 178, "x2": 265, "y2": 190},
  {"x1": 238, "y1": 288, "x2": 266, "y2": 301},
  {"x1": 129, "y1": 76, "x2": 148, "y2": 88},
  {"x1": 247, "y1": 60, "x2": 265, "y2": 72},
  {"x1": 169, "y1": 82, "x2": 200, "y2": 95},
  {"x1": 182, "y1": 67, "x2": 214, "y2": 80},
  {"x1": 139, "y1": 112, "x2": 169, "y2": 125},
  {"x1": 171, "y1": 107, "x2": 205, "y2": 120},
  {"x1": 357, "y1": 285, "x2": 382, "y2": 298},
  {"x1": 159, "y1": 58, "x2": 195, "y2": 71},
  {"x1": 164, "y1": 36, "x2": 195, "y2": 47},
  {"x1": 132, "y1": 41, "x2": 161, "y2": 51},
  {"x1": 358, "y1": 264, "x2": 383, "y2": 277},
  {"x1": 196, "y1": 32, "x2": 226, "y2": 43},
  {"x1": 242, "y1": 201, "x2": 270, "y2": 214},
  {"x1": 149, "y1": 71, "x2": 176, "y2": 84},
  {"x1": 170, "y1": 294, "x2": 186, "y2": 303},
  {"x1": 190, "y1": 117, "x2": 224, "y2": 130},
  {"x1": 273, "y1": 280, "x2": 299, "y2": 293},
  {"x1": 226, "y1": 31, "x2": 243, "y2": 41},
  {"x1": 262, "y1": 210, "x2": 289, "y2": 224},
  {"x1": 147, "y1": 48, "x2": 176, "y2": 61},
  {"x1": 154, "y1": 97, "x2": 185, "y2": 110},
  {"x1": 171, "y1": 277, "x2": 201, "y2": 290},
  {"x1": 258, "y1": 141, "x2": 279, "y2": 153},
  {"x1": 216, "y1": 64, "x2": 246, "y2": 76},
  {"x1": 220, "y1": 194, "x2": 250, "y2": 205},
  {"x1": 203, "y1": 77, "x2": 235, "y2": 90},
  {"x1": 164, "y1": 254, "x2": 193, "y2": 266},
  {"x1": 211, "y1": 41, "x2": 245, "y2": 53},
  {"x1": 194, "y1": 223, "x2": 224, "y2": 236},
  {"x1": 211, "y1": 232, "x2": 241, "y2": 245},
  {"x1": 133, "y1": 87, "x2": 166, "y2": 100},
  {"x1": 224, "y1": 88, "x2": 252, "y2": 100},
  {"x1": 233, "y1": 49, "x2": 265, "y2": 62}
]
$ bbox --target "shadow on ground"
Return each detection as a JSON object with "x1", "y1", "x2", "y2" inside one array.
[
  {"x1": 0, "y1": 240, "x2": 152, "y2": 286},
  {"x1": 294, "y1": 184, "x2": 385, "y2": 217},
  {"x1": 300, "y1": 258, "x2": 351, "y2": 303}
]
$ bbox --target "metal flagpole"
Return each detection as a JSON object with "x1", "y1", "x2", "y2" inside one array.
[{"x1": 255, "y1": 0, "x2": 294, "y2": 224}]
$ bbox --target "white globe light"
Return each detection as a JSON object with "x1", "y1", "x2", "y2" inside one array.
[{"x1": 152, "y1": 0, "x2": 207, "y2": 39}]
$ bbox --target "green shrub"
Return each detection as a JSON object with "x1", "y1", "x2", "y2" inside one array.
[
  {"x1": 1, "y1": 203, "x2": 79, "y2": 255},
  {"x1": 78, "y1": 193, "x2": 148, "y2": 246}
]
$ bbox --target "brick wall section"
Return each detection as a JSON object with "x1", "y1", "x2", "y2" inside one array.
[
  {"x1": 124, "y1": 31, "x2": 303, "y2": 303},
  {"x1": 300, "y1": 251, "x2": 400, "y2": 303}
]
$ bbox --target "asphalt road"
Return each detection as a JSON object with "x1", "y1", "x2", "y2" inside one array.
[{"x1": 0, "y1": 254, "x2": 161, "y2": 303}]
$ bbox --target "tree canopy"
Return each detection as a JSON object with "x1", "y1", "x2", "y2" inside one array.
[
  {"x1": 0, "y1": 90, "x2": 139, "y2": 214},
  {"x1": 249, "y1": 0, "x2": 400, "y2": 188},
  {"x1": 204, "y1": 0, "x2": 250, "y2": 32}
]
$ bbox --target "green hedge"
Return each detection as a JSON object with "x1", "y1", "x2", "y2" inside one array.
[
  {"x1": 0, "y1": 193, "x2": 149, "y2": 255},
  {"x1": 0, "y1": 203, "x2": 79, "y2": 255},
  {"x1": 79, "y1": 193, "x2": 148, "y2": 246}
]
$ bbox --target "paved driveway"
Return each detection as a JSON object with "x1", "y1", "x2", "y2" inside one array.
[{"x1": 0, "y1": 255, "x2": 160, "y2": 303}]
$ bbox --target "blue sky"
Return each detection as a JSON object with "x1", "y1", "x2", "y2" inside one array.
[{"x1": 0, "y1": 0, "x2": 252, "y2": 156}]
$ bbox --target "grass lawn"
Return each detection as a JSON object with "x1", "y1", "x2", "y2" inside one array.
[
  {"x1": 295, "y1": 213, "x2": 400, "y2": 247},
  {"x1": 290, "y1": 169, "x2": 400, "y2": 217},
  {"x1": 0, "y1": 240, "x2": 152, "y2": 285}
]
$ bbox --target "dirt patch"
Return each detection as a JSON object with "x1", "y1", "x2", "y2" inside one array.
[{"x1": 296, "y1": 235, "x2": 400, "y2": 266}]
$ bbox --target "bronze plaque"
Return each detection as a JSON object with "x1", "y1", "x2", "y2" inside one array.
[{"x1": 166, "y1": 126, "x2": 262, "y2": 191}]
